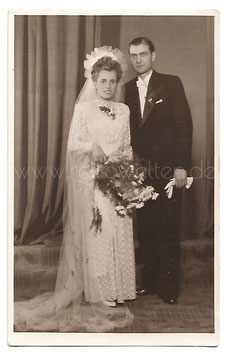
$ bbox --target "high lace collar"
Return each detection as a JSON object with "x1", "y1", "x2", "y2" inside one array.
[{"x1": 95, "y1": 97, "x2": 114, "y2": 108}]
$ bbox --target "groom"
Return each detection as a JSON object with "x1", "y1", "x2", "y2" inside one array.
[{"x1": 124, "y1": 37, "x2": 192, "y2": 304}]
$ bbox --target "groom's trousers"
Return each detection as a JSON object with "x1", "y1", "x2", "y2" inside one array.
[{"x1": 136, "y1": 178, "x2": 183, "y2": 300}]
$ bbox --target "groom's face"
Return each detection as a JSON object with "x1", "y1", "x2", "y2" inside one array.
[{"x1": 129, "y1": 43, "x2": 155, "y2": 75}]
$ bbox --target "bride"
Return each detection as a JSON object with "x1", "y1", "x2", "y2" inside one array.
[{"x1": 14, "y1": 46, "x2": 136, "y2": 332}]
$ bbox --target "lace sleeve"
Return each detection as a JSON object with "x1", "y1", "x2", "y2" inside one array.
[{"x1": 67, "y1": 103, "x2": 92, "y2": 153}]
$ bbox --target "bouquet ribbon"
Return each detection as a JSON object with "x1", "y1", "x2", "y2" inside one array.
[{"x1": 164, "y1": 177, "x2": 193, "y2": 199}]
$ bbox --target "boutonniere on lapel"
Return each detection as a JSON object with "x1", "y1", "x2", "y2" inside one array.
[
  {"x1": 145, "y1": 85, "x2": 165, "y2": 106},
  {"x1": 99, "y1": 105, "x2": 116, "y2": 120}
]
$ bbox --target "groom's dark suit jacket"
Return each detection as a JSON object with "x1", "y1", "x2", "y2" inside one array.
[{"x1": 125, "y1": 70, "x2": 193, "y2": 179}]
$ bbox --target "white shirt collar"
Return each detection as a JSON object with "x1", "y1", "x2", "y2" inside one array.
[{"x1": 137, "y1": 69, "x2": 153, "y2": 87}]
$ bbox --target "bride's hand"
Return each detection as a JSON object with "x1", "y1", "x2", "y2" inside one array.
[{"x1": 91, "y1": 143, "x2": 107, "y2": 164}]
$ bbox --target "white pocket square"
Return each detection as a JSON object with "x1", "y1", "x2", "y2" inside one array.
[{"x1": 156, "y1": 99, "x2": 163, "y2": 104}]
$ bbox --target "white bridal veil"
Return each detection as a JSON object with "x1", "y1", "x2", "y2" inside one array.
[{"x1": 14, "y1": 46, "x2": 134, "y2": 332}]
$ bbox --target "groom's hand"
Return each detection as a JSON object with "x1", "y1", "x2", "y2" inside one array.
[
  {"x1": 174, "y1": 168, "x2": 187, "y2": 188},
  {"x1": 91, "y1": 142, "x2": 107, "y2": 164}
]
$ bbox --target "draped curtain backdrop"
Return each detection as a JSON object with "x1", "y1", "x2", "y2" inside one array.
[
  {"x1": 14, "y1": 15, "x2": 214, "y2": 245},
  {"x1": 14, "y1": 15, "x2": 103, "y2": 245}
]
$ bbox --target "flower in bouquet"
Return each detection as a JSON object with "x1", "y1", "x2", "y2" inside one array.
[
  {"x1": 90, "y1": 156, "x2": 159, "y2": 231},
  {"x1": 115, "y1": 205, "x2": 127, "y2": 216}
]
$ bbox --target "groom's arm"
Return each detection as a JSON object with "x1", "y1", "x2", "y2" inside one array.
[{"x1": 172, "y1": 76, "x2": 193, "y2": 175}]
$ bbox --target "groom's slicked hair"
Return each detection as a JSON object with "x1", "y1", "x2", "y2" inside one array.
[{"x1": 129, "y1": 37, "x2": 155, "y2": 53}]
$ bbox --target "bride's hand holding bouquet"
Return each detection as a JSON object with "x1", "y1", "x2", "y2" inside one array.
[{"x1": 91, "y1": 142, "x2": 107, "y2": 164}]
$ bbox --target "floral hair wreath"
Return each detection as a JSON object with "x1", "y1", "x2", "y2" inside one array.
[{"x1": 84, "y1": 46, "x2": 128, "y2": 79}]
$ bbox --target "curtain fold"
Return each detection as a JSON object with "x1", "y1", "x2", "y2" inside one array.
[
  {"x1": 204, "y1": 17, "x2": 214, "y2": 238},
  {"x1": 14, "y1": 15, "x2": 102, "y2": 245}
]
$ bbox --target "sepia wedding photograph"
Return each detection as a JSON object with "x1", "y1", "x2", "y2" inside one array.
[{"x1": 7, "y1": 9, "x2": 219, "y2": 346}]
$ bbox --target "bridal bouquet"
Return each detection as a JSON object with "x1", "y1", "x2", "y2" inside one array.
[{"x1": 90, "y1": 156, "x2": 159, "y2": 232}]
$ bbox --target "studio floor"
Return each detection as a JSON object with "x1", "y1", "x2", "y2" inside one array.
[
  {"x1": 14, "y1": 238, "x2": 215, "y2": 333},
  {"x1": 114, "y1": 284, "x2": 214, "y2": 333}
]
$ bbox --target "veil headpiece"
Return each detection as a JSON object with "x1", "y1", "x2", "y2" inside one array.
[
  {"x1": 76, "y1": 46, "x2": 127, "y2": 104},
  {"x1": 84, "y1": 46, "x2": 128, "y2": 78}
]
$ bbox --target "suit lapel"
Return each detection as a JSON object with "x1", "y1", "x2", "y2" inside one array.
[
  {"x1": 128, "y1": 71, "x2": 163, "y2": 130},
  {"x1": 130, "y1": 77, "x2": 141, "y2": 122},
  {"x1": 141, "y1": 70, "x2": 161, "y2": 128}
]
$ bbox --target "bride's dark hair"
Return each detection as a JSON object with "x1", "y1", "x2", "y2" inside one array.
[{"x1": 91, "y1": 56, "x2": 122, "y2": 82}]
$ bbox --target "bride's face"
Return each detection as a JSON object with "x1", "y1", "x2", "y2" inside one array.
[{"x1": 94, "y1": 70, "x2": 118, "y2": 101}]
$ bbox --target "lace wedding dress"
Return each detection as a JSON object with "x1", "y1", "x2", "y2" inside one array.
[{"x1": 14, "y1": 99, "x2": 136, "y2": 332}]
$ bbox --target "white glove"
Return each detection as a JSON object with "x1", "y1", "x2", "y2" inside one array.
[{"x1": 164, "y1": 177, "x2": 193, "y2": 199}]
